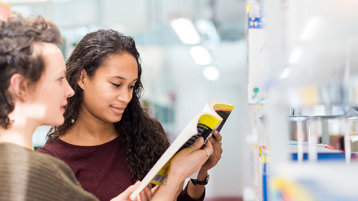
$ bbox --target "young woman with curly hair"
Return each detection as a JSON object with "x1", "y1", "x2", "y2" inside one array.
[{"x1": 38, "y1": 29, "x2": 223, "y2": 201}]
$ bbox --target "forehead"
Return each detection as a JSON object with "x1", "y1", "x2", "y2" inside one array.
[
  {"x1": 96, "y1": 52, "x2": 138, "y2": 79},
  {"x1": 33, "y1": 42, "x2": 65, "y2": 77}
]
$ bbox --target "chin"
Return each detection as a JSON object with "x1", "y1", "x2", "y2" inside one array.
[
  {"x1": 49, "y1": 117, "x2": 65, "y2": 126},
  {"x1": 108, "y1": 115, "x2": 123, "y2": 123}
]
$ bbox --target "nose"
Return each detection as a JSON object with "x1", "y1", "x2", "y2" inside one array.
[
  {"x1": 65, "y1": 79, "x2": 75, "y2": 98},
  {"x1": 117, "y1": 88, "x2": 132, "y2": 103}
]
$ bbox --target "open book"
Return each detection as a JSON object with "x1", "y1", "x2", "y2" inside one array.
[{"x1": 130, "y1": 99, "x2": 234, "y2": 200}]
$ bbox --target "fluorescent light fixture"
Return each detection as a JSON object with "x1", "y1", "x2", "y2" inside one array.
[
  {"x1": 279, "y1": 67, "x2": 291, "y2": 79},
  {"x1": 300, "y1": 17, "x2": 322, "y2": 41},
  {"x1": 195, "y1": 19, "x2": 220, "y2": 43},
  {"x1": 203, "y1": 66, "x2": 220, "y2": 81},
  {"x1": 189, "y1": 46, "x2": 212, "y2": 65},
  {"x1": 288, "y1": 47, "x2": 303, "y2": 64},
  {"x1": 170, "y1": 18, "x2": 201, "y2": 45}
]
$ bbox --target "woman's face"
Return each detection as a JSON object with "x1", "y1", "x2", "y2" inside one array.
[
  {"x1": 81, "y1": 52, "x2": 138, "y2": 123},
  {"x1": 28, "y1": 43, "x2": 74, "y2": 126}
]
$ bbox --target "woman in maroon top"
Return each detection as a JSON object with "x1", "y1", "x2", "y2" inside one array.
[{"x1": 39, "y1": 29, "x2": 223, "y2": 201}]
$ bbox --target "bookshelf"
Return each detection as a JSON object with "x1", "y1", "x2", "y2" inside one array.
[{"x1": 246, "y1": 0, "x2": 358, "y2": 200}]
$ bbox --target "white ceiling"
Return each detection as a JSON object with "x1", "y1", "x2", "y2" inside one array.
[{"x1": 6, "y1": 0, "x2": 247, "y2": 45}]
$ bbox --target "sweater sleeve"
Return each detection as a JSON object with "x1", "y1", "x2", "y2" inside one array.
[
  {"x1": 0, "y1": 144, "x2": 98, "y2": 201},
  {"x1": 177, "y1": 182, "x2": 205, "y2": 201},
  {"x1": 36, "y1": 153, "x2": 99, "y2": 201}
]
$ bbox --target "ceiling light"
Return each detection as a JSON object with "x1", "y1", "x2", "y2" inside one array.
[
  {"x1": 170, "y1": 18, "x2": 201, "y2": 45},
  {"x1": 189, "y1": 46, "x2": 212, "y2": 65},
  {"x1": 300, "y1": 17, "x2": 322, "y2": 41},
  {"x1": 195, "y1": 19, "x2": 220, "y2": 43},
  {"x1": 280, "y1": 67, "x2": 291, "y2": 79},
  {"x1": 288, "y1": 47, "x2": 303, "y2": 64},
  {"x1": 203, "y1": 66, "x2": 220, "y2": 81}
]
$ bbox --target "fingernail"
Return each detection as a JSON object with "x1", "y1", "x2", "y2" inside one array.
[{"x1": 206, "y1": 150, "x2": 211, "y2": 157}]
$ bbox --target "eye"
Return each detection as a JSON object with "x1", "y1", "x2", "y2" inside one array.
[
  {"x1": 129, "y1": 85, "x2": 135, "y2": 89},
  {"x1": 111, "y1": 83, "x2": 121, "y2": 87},
  {"x1": 58, "y1": 76, "x2": 65, "y2": 82}
]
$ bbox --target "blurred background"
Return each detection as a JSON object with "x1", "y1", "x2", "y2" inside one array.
[{"x1": 2, "y1": 0, "x2": 250, "y2": 200}]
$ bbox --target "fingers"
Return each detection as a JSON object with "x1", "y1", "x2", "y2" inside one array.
[
  {"x1": 203, "y1": 140, "x2": 214, "y2": 157},
  {"x1": 209, "y1": 131, "x2": 223, "y2": 155},
  {"x1": 211, "y1": 138, "x2": 223, "y2": 153},
  {"x1": 209, "y1": 136, "x2": 223, "y2": 162},
  {"x1": 112, "y1": 181, "x2": 140, "y2": 201},
  {"x1": 143, "y1": 186, "x2": 152, "y2": 200},
  {"x1": 192, "y1": 137, "x2": 204, "y2": 150},
  {"x1": 139, "y1": 191, "x2": 146, "y2": 201},
  {"x1": 120, "y1": 182, "x2": 154, "y2": 201},
  {"x1": 137, "y1": 185, "x2": 152, "y2": 201},
  {"x1": 213, "y1": 130, "x2": 222, "y2": 143},
  {"x1": 151, "y1": 185, "x2": 159, "y2": 194},
  {"x1": 146, "y1": 183, "x2": 152, "y2": 188},
  {"x1": 168, "y1": 137, "x2": 215, "y2": 182},
  {"x1": 122, "y1": 181, "x2": 140, "y2": 196},
  {"x1": 211, "y1": 146, "x2": 222, "y2": 161}
]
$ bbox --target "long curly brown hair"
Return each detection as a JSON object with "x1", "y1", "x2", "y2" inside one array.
[
  {"x1": 0, "y1": 16, "x2": 61, "y2": 129},
  {"x1": 47, "y1": 29, "x2": 169, "y2": 181}
]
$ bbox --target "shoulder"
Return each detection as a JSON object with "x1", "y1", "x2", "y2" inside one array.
[
  {"x1": 21, "y1": 146, "x2": 81, "y2": 189},
  {"x1": 0, "y1": 144, "x2": 98, "y2": 201},
  {"x1": 29, "y1": 151, "x2": 99, "y2": 200},
  {"x1": 37, "y1": 138, "x2": 61, "y2": 156},
  {"x1": 20, "y1": 149, "x2": 77, "y2": 184},
  {"x1": 148, "y1": 117, "x2": 170, "y2": 147},
  {"x1": 35, "y1": 151, "x2": 74, "y2": 175},
  {"x1": 149, "y1": 117, "x2": 166, "y2": 136}
]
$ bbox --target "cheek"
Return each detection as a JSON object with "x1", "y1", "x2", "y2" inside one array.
[
  {"x1": 83, "y1": 86, "x2": 112, "y2": 109},
  {"x1": 96, "y1": 85, "x2": 119, "y2": 101}
]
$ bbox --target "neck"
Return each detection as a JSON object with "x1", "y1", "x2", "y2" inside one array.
[
  {"x1": 0, "y1": 120, "x2": 38, "y2": 150},
  {"x1": 61, "y1": 105, "x2": 118, "y2": 146}
]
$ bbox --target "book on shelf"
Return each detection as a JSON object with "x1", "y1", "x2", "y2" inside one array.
[{"x1": 130, "y1": 98, "x2": 234, "y2": 200}]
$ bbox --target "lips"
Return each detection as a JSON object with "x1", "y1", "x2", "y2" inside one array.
[
  {"x1": 110, "y1": 106, "x2": 125, "y2": 115},
  {"x1": 60, "y1": 102, "x2": 67, "y2": 113}
]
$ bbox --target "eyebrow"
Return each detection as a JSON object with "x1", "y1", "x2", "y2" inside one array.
[
  {"x1": 113, "y1": 76, "x2": 126, "y2": 80},
  {"x1": 58, "y1": 70, "x2": 66, "y2": 76},
  {"x1": 112, "y1": 76, "x2": 138, "y2": 82}
]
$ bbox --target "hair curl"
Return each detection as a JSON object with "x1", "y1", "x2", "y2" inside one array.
[
  {"x1": 48, "y1": 29, "x2": 169, "y2": 181},
  {"x1": 0, "y1": 16, "x2": 61, "y2": 129}
]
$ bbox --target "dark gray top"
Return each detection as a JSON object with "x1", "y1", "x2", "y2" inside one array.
[{"x1": 0, "y1": 143, "x2": 98, "y2": 201}]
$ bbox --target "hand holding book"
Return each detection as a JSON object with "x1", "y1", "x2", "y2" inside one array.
[
  {"x1": 111, "y1": 181, "x2": 152, "y2": 201},
  {"x1": 130, "y1": 99, "x2": 234, "y2": 200},
  {"x1": 168, "y1": 137, "x2": 213, "y2": 182},
  {"x1": 187, "y1": 130, "x2": 223, "y2": 199},
  {"x1": 149, "y1": 137, "x2": 213, "y2": 201},
  {"x1": 199, "y1": 130, "x2": 223, "y2": 173}
]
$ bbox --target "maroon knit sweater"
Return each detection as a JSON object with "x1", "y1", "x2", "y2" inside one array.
[{"x1": 38, "y1": 137, "x2": 204, "y2": 201}]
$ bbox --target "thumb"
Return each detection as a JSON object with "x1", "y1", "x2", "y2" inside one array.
[
  {"x1": 203, "y1": 140, "x2": 213, "y2": 157},
  {"x1": 118, "y1": 181, "x2": 140, "y2": 198},
  {"x1": 151, "y1": 185, "x2": 159, "y2": 194},
  {"x1": 192, "y1": 137, "x2": 204, "y2": 150}
]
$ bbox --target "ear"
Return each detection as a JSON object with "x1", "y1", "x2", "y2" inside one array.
[
  {"x1": 77, "y1": 70, "x2": 87, "y2": 89},
  {"x1": 8, "y1": 73, "x2": 30, "y2": 102}
]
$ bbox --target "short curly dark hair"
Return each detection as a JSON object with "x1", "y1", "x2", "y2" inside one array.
[{"x1": 0, "y1": 16, "x2": 61, "y2": 129}]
